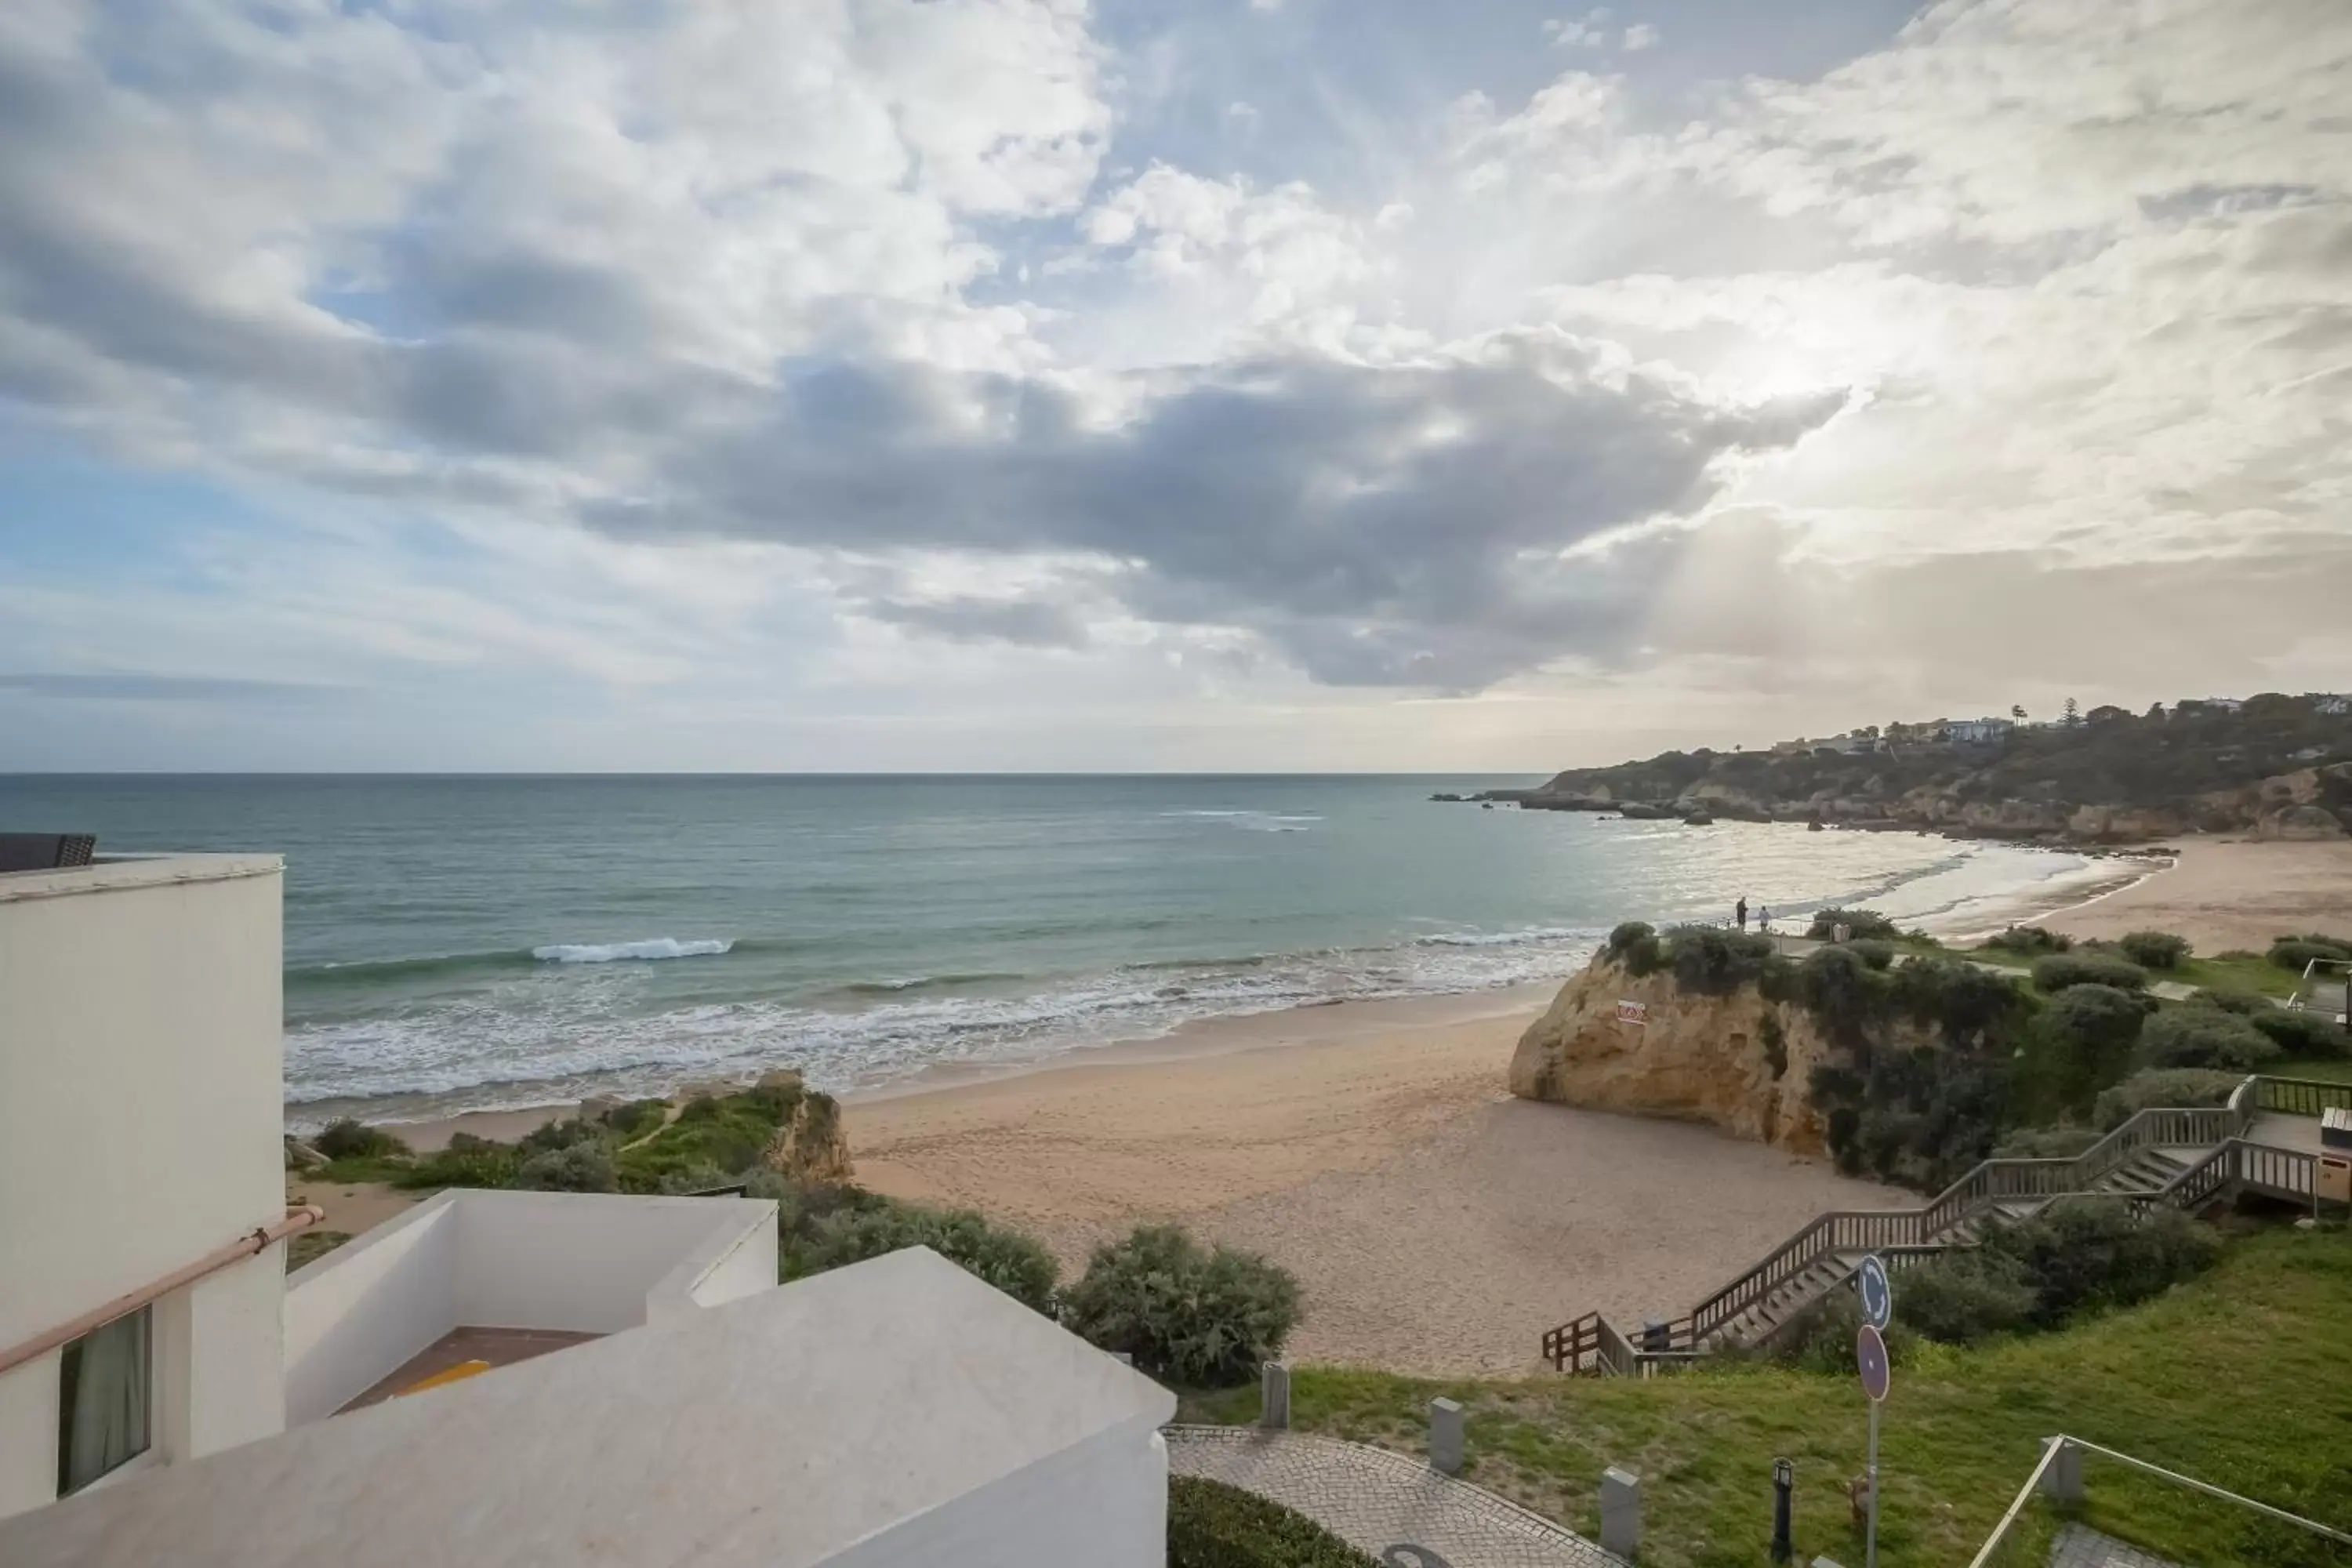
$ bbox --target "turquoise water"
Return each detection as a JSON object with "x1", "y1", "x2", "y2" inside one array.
[{"x1": 0, "y1": 775, "x2": 2100, "y2": 1116}]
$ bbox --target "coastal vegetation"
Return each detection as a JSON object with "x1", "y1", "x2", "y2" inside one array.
[
  {"x1": 1178, "y1": 1227, "x2": 2352, "y2": 1568},
  {"x1": 1554, "y1": 913, "x2": 2345, "y2": 1189},
  {"x1": 1062, "y1": 1225, "x2": 1304, "y2": 1386},
  {"x1": 299, "y1": 1090, "x2": 1304, "y2": 1385},
  {"x1": 1167, "y1": 1477, "x2": 1375, "y2": 1568},
  {"x1": 1495, "y1": 690, "x2": 2352, "y2": 844}
]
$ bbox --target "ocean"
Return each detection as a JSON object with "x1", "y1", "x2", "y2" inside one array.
[{"x1": 0, "y1": 775, "x2": 2114, "y2": 1121}]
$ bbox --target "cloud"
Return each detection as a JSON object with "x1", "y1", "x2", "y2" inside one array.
[
  {"x1": 2, "y1": 0, "x2": 2348, "y2": 768},
  {"x1": 0, "y1": 672, "x2": 348, "y2": 702},
  {"x1": 861, "y1": 596, "x2": 1093, "y2": 649}
]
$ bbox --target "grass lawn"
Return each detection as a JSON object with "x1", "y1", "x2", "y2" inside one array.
[
  {"x1": 2276, "y1": 1057, "x2": 2352, "y2": 1086},
  {"x1": 1178, "y1": 1225, "x2": 2352, "y2": 1567},
  {"x1": 1953, "y1": 941, "x2": 2303, "y2": 999}
]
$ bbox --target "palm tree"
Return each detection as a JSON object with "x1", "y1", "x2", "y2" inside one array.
[{"x1": 2010, "y1": 704, "x2": 2027, "y2": 724}]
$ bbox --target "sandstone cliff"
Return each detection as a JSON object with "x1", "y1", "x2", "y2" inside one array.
[
  {"x1": 1508, "y1": 953, "x2": 1840, "y2": 1154},
  {"x1": 755, "y1": 1069, "x2": 856, "y2": 1183}
]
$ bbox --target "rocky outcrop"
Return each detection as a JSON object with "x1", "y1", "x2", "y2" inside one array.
[
  {"x1": 1508, "y1": 953, "x2": 1841, "y2": 1155},
  {"x1": 2256, "y1": 804, "x2": 2347, "y2": 841},
  {"x1": 756, "y1": 1069, "x2": 856, "y2": 1183}
]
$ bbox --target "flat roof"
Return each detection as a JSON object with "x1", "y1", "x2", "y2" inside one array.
[
  {"x1": 0, "y1": 853, "x2": 281, "y2": 904},
  {"x1": 0, "y1": 1248, "x2": 1177, "y2": 1568}
]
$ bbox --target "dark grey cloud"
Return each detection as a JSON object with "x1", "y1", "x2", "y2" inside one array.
[
  {"x1": 592, "y1": 342, "x2": 1843, "y2": 686},
  {"x1": 0, "y1": 673, "x2": 349, "y2": 702}
]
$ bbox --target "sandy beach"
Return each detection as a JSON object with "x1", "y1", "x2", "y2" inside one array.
[
  {"x1": 2039, "y1": 836, "x2": 2352, "y2": 953},
  {"x1": 298, "y1": 832, "x2": 2352, "y2": 1374}
]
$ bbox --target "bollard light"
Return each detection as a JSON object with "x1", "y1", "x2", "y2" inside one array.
[{"x1": 1772, "y1": 1457, "x2": 1794, "y2": 1563}]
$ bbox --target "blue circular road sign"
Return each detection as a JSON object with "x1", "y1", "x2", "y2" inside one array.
[
  {"x1": 1857, "y1": 1323, "x2": 1891, "y2": 1403},
  {"x1": 1858, "y1": 1254, "x2": 1893, "y2": 1330}
]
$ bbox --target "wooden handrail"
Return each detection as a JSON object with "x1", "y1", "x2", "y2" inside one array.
[{"x1": 1545, "y1": 1090, "x2": 2302, "y2": 1367}]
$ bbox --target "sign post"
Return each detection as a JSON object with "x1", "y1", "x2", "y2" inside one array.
[{"x1": 1855, "y1": 1254, "x2": 1893, "y2": 1568}]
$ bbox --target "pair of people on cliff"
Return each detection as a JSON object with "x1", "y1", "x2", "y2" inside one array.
[{"x1": 1735, "y1": 898, "x2": 1771, "y2": 932}]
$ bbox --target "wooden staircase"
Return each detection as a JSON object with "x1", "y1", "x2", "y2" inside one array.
[{"x1": 1541, "y1": 1075, "x2": 2342, "y2": 1375}]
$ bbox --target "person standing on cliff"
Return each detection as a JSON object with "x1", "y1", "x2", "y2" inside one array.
[
  {"x1": 1759, "y1": 905, "x2": 1773, "y2": 933},
  {"x1": 1736, "y1": 897, "x2": 1748, "y2": 931}
]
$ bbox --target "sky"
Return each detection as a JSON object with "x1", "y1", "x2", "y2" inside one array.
[{"x1": 2, "y1": 0, "x2": 2347, "y2": 773}]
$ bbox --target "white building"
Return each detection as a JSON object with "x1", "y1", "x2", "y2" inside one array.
[
  {"x1": 1944, "y1": 717, "x2": 2016, "y2": 744},
  {"x1": 0, "y1": 851, "x2": 1174, "y2": 1563},
  {"x1": 0, "y1": 855, "x2": 292, "y2": 1516}
]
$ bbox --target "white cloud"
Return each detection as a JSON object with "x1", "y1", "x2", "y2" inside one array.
[{"x1": 1621, "y1": 23, "x2": 1659, "y2": 51}]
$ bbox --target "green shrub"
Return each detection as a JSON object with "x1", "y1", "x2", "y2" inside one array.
[
  {"x1": 1167, "y1": 1476, "x2": 1377, "y2": 1568},
  {"x1": 2137, "y1": 1006, "x2": 2281, "y2": 1071},
  {"x1": 514, "y1": 1142, "x2": 619, "y2": 1192},
  {"x1": 2026, "y1": 983, "x2": 2146, "y2": 1114},
  {"x1": 1664, "y1": 924, "x2": 1780, "y2": 996},
  {"x1": 615, "y1": 1091, "x2": 786, "y2": 1186},
  {"x1": 1888, "y1": 956, "x2": 2032, "y2": 1051},
  {"x1": 1979, "y1": 1200, "x2": 2221, "y2": 1325},
  {"x1": 2092, "y1": 1069, "x2": 2243, "y2": 1130},
  {"x1": 1993, "y1": 1124, "x2": 2103, "y2": 1160},
  {"x1": 395, "y1": 1135, "x2": 522, "y2": 1189},
  {"x1": 2031, "y1": 953, "x2": 2149, "y2": 993},
  {"x1": 1894, "y1": 1250, "x2": 2037, "y2": 1345},
  {"x1": 2251, "y1": 1007, "x2": 2349, "y2": 1058},
  {"x1": 2117, "y1": 931, "x2": 2192, "y2": 969},
  {"x1": 1808, "y1": 907, "x2": 1902, "y2": 942},
  {"x1": 313, "y1": 1118, "x2": 410, "y2": 1161},
  {"x1": 800, "y1": 1201, "x2": 1059, "y2": 1312},
  {"x1": 1605, "y1": 920, "x2": 1663, "y2": 975},
  {"x1": 1849, "y1": 938, "x2": 1896, "y2": 971},
  {"x1": 1795, "y1": 944, "x2": 1884, "y2": 1049},
  {"x1": 2193, "y1": 988, "x2": 2271, "y2": 1016},
  {"x1": 601, "y1": 1098, "x2": 670, "y2": 1137},
  {"x1": 1775, "y1": 1285, "x2": 1867, "y2": 1373},
  {"x1": 2268, "y1": 935, "x2": 2352, "y2": 971},
  {"x1": 1062, "y1": 1225, "x2": 1301, "y2": 1386},
  {"x1": 518, "y1": 1117, "x2": 610, "y2": 1156},
  {"x1": 1984, "y1": 925, "x2": 2071, "y2": 956}
]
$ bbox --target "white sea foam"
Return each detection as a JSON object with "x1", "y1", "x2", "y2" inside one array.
[{"x1": 531, "y1": 938, "x2": 734, "y2": 964}]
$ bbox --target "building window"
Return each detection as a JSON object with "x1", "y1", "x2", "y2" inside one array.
[{"x1": 57, "y1": 1306, "x2": 150, "y2": 1496}]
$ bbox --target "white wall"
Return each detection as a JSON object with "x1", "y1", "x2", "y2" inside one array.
[
  {"x1": 827, "y1": 1421, "x2": 1170, "y2": 1568},
  {"x1": 449, "y1": 1192, "x2": 774, "y2": 1334},
  {"x1": 281, "y1": 1199, "x2": 457, "y2": 1428},
  {"x1": 281, "y1": 1191, "x2": 775, "y2": 1424},
  {"x1": 0, "y1": 857, "x2": 286, "y2": 1521}
]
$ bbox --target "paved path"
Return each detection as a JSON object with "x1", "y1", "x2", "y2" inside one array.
[
  {"x1": 2048, "y1": 1522, "x2": 2185, "y2": 1568},
  {"x1": 1165, "y1": 1425, "x2": 1623, "y2": 1568}
]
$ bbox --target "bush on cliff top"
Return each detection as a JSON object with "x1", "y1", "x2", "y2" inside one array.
[
  {"x1": 1984, "y1": 924, "x2": 2072, "y2": 956},
  {"x1": 314, "y1": 1118, "x2": 410, "y2": 1161},
  {"x1": 1606, "y1": 920, "x2": 1664, "y2": 976},
  {"x1": 2137, "y1": 1005, "x2": 2281, "y2": 1072},
  {"x1": 2092, "y1": 1068, "x2": 2242, "y2": 1130},
  {"x1": 2252, "y1": 1007, "x2": 2349, "y2": 1058},
  {"x1": 1061, "y1": 1225, "x2": 1301, "y2": 1386},
  {"x1": 2118, "y1": 930, "x2": 2192, "y2": 970},
  {"x1": 1806, "y1": 907, "x2": 1902, "y2": 942},
  {"x1": 2031, "y1": 953, "x2": 2150, "y2": 994},
  {"x1": 1662, "y1": 924, "x2": 1779, "y2": 996},
  {"x1": 2268, "y1": 934, "x2": 2352, "y2": 971}
]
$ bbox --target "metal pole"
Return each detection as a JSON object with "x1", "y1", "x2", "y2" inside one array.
[{"x1": 1865, "y1": 1400, "x2": 1881, "y2": 1568}]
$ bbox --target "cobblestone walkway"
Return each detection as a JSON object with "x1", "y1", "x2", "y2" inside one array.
[
  {"x1": 2048, "y1": 1523, "x2": 2185, "y2": 1568},
  {"x1": 1165, "y1": 1425, "x2": 1623, "y2": 1568}
]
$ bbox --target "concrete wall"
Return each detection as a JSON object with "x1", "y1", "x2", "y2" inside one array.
[
  {"x1": 281, "y1": 1199, "x2": 458, "y2": 1428},
  {"x1": 829, "y1": 1423, "x2": 1171, "y2": 1568},
  {"x1": 282, "y1": 1191, "x2": 775, "y2": 1424},
  {"x1": 0, "y1": 857, "x2": 287, "y2": 1521}
]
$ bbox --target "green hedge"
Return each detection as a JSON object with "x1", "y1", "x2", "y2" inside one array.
[
  {"x1": 2117, "y1": 931, "x2": 2192, "y2": 969},
  {"x1": 2137, "y1": 1005, "x2": 2281, "y2": 1071},
  {"x1": 1807, "y1": 907, "x2": 1903, "y2": 942},
  {"x1": 2031, "y1": 953, "x2": 2150, "y2": 994},
  {"x1": 1167, "y1": 1477, "x2": 1376, "y2": 1568}
]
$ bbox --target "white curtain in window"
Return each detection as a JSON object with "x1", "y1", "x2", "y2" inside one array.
[{"x1": 61, "y1": 1308, "x2": 148, "y2": 1494}]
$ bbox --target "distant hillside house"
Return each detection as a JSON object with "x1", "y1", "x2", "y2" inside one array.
[
  {"x1": 2085, "y1": 704, "x2": 2131, "y2": 724},
  {"x1": 2314, "y1": 694, "x2": 2351, "y2": 716},
  {"x1": 1943, "y1": 717, "x2": 2015, "y2": 745}
]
